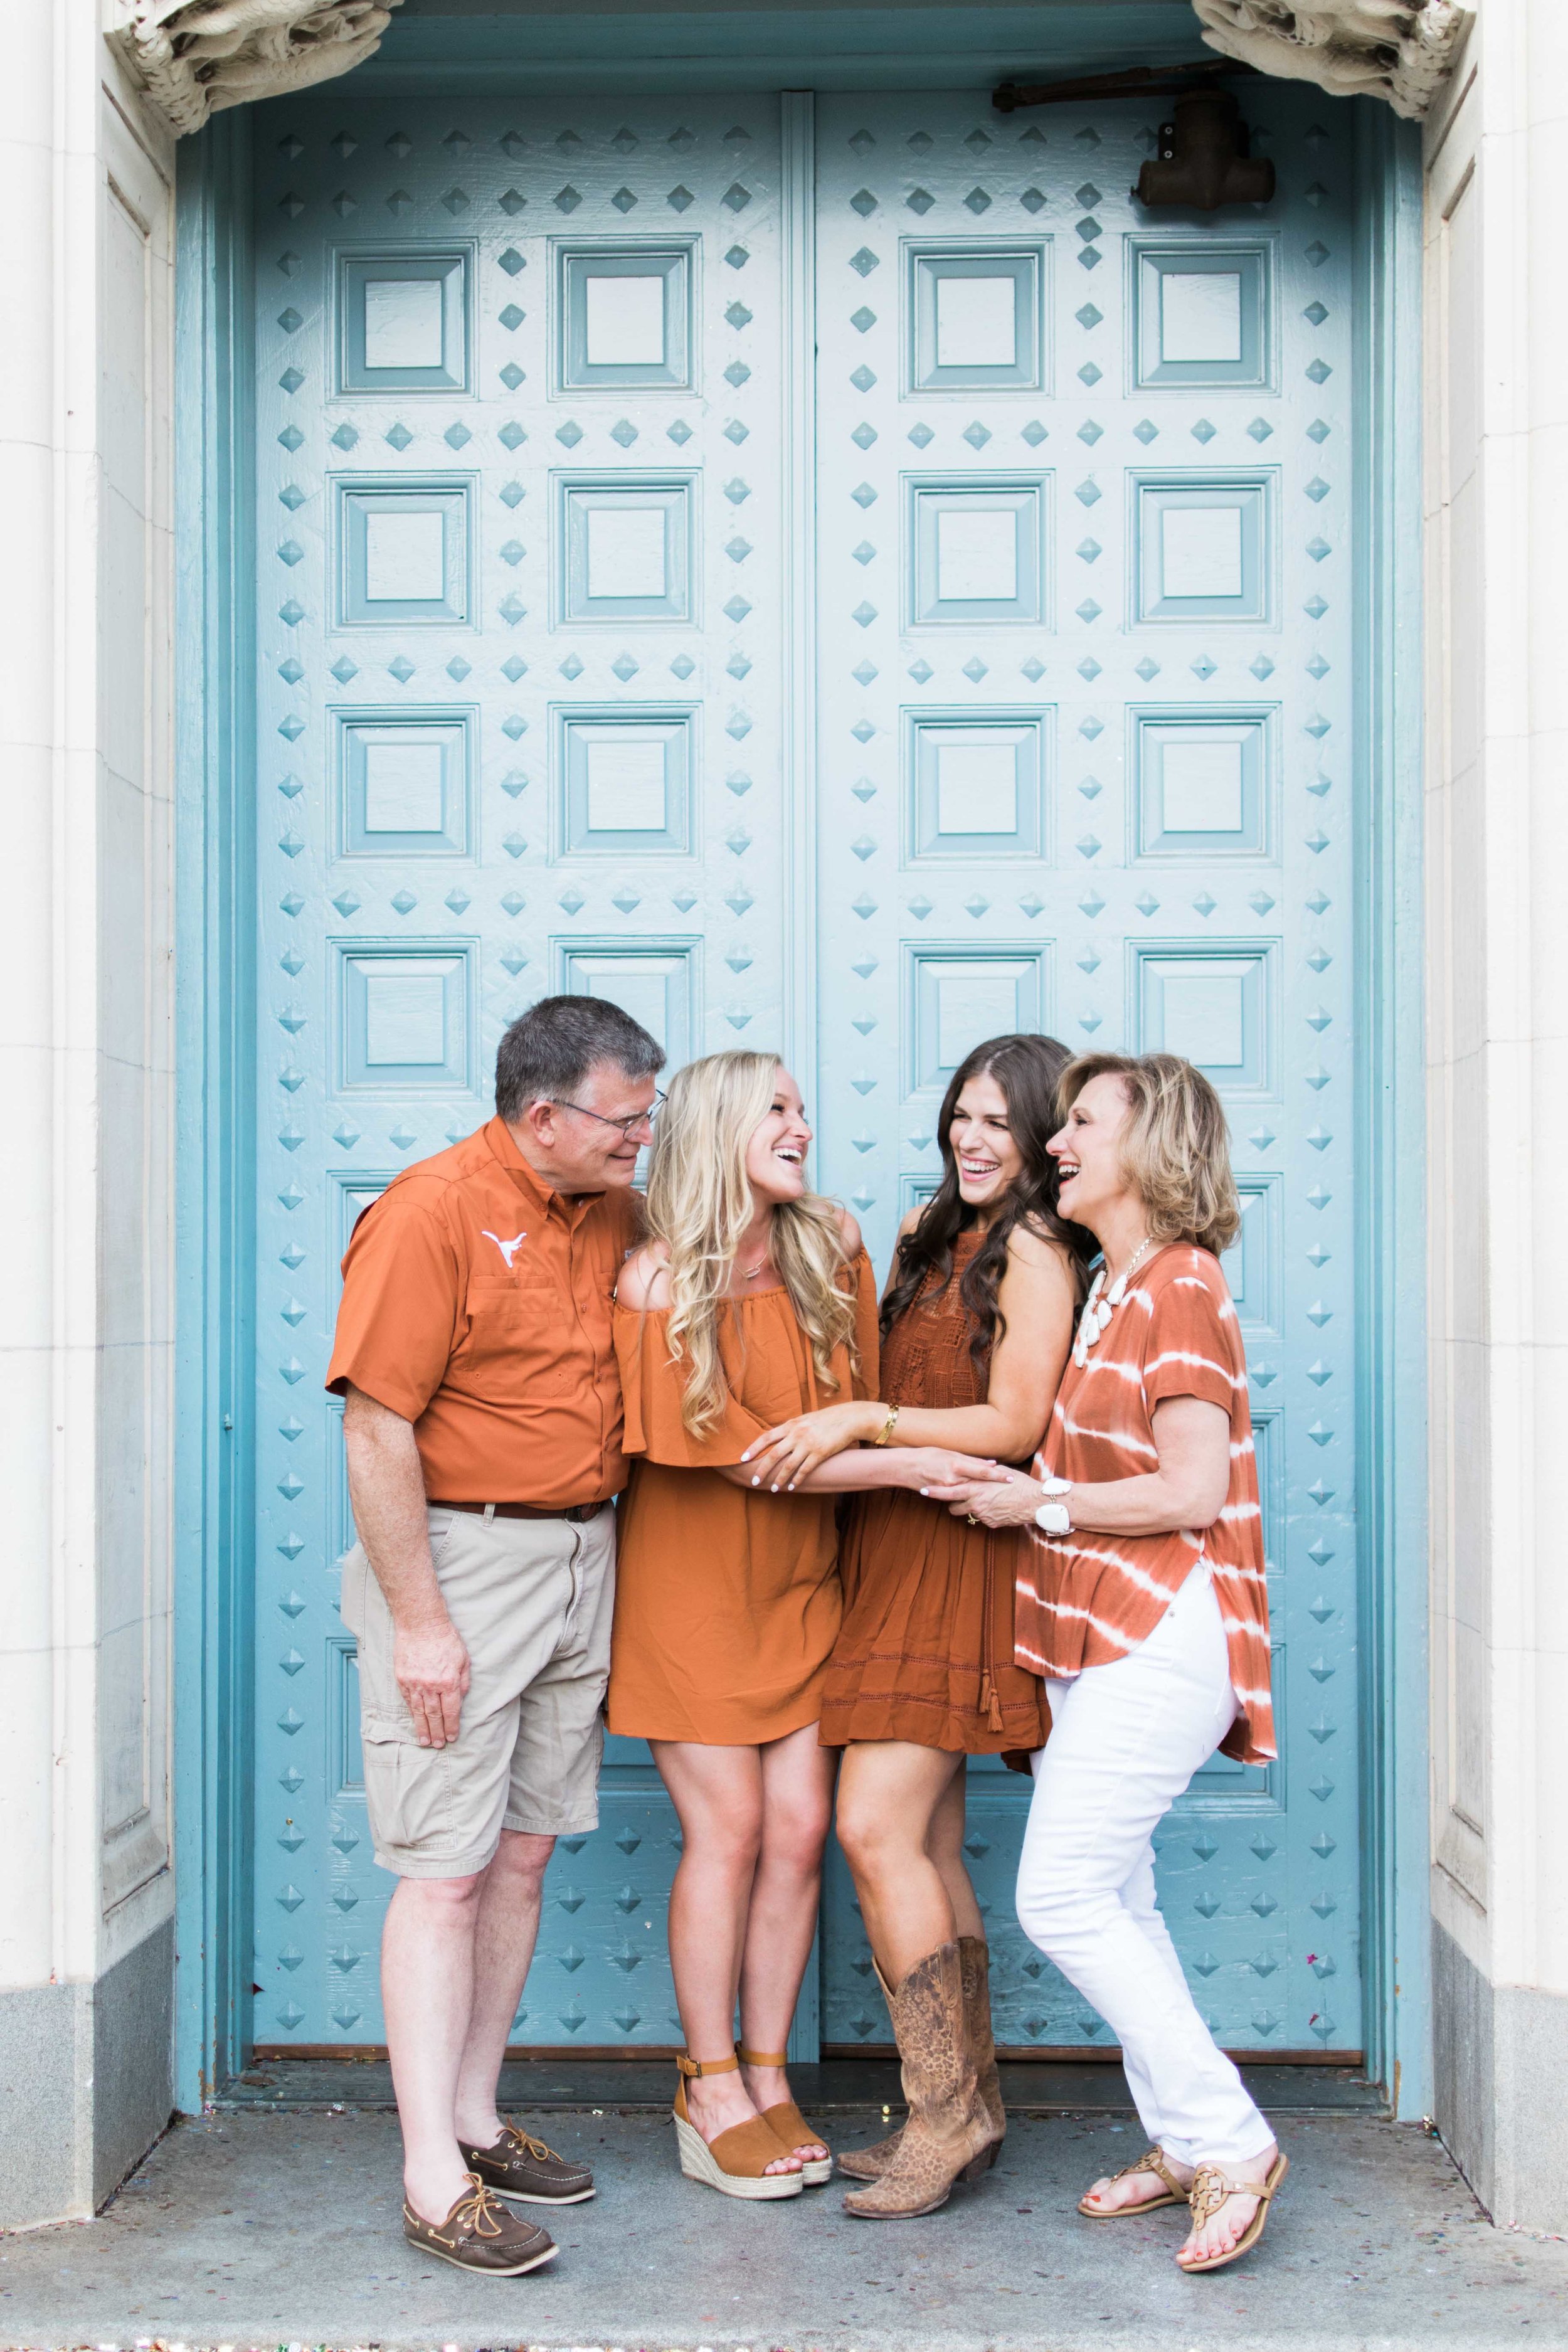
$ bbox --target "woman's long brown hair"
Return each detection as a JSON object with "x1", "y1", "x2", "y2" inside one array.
[{"x1": 881, "y1": 1032, "x2": 1094, "y2": 1372}]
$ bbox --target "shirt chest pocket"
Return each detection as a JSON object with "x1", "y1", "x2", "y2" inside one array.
[{"x1": 460, "y1": 1273, "x2": 566, "y2": 1396}]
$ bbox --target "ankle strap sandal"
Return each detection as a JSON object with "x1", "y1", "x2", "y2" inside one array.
[
  {"x1": 738, "y1": 2048, "x2": 832, "y2": 2185},
  {"x1": 672, "y1": 2053, "x2": 804, "y2": 2201}
]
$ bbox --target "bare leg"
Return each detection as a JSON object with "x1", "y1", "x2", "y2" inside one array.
[
  {"x1": 835, "y1": 1741, "x2": 968, "y2": 1984},
  {"x1": 452, "y1": 1829, "x2": 554, "y2": 2150},
  {"x1": 652, "y1": 1738, "x2": 799, "y2": 2176},
  {"x1": 738, "y1": 1723, "x2": 837, "y2": 2161},
  {"x1": 381, "y1": 1870, "x2": 485, "y2": 2222},
  {"x1": 927, "y1": 1765, "x2": 985, "y2": 1942}
]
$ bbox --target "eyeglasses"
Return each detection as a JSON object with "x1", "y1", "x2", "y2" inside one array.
[{"x1": 546, "y1": 1091, "x2": 664, "y2": 1140}]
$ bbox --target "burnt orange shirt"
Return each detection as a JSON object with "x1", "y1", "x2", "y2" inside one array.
[{"x1": 325, "y1": 1116, "x2": 640, "y2": 1506}]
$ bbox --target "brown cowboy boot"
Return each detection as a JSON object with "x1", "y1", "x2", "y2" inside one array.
[
  {"x1": 839, "y1": 1935, "x2": 1005, "y2": 2183},
  {"x1": 961, "y1": 1935, "x2": 1006, "y2": 2169},
  {"x1": 842, "y1": 1941, "x2": 993, "y2": 2218}
]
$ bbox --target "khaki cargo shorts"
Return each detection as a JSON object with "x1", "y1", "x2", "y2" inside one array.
[{"x1": 339, "y1": 1502, "x2": 615, "y2": 1879}]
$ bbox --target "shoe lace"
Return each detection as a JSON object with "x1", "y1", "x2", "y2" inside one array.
[
  {"x1": 450, "y1": 2172, "x2": 510, "y2": 2238},
  {"x1": 498, "y1": 2124, "x2": 560, "y2": 2164}
]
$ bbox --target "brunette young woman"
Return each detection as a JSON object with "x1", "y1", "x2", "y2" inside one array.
[
  {"x1": 609, "y1": 1051, "x2": 992, "y2": 2203},
  {"x1": 739, "y1": 1034, "x2": 1091, "y2": 2218},
  {"x1": 930, "y1": 1053, "x2": 1285, "y2": 2275}
]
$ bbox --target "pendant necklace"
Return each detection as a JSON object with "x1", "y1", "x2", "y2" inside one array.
[{"x1": 1072, "y1": 1234, "x2": 1156, "y2": 1369}]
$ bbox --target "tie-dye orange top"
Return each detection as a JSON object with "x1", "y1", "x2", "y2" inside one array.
[{"x1": 1014, "y1": 1242, "x2": 1274, "y2": 1765}]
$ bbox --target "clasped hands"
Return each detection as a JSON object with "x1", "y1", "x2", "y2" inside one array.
[{"x1": 739, "y1": 1400, "x2": 1046, "y2": 1528}]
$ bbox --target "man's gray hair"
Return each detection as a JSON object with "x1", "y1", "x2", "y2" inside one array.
[{"x1": 494, "y1": 994, "x2": 665, "y2": 1123}]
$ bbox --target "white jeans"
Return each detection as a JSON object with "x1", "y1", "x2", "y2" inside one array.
[{"x1": 1015, "y1": 1564, "x2": 1274, "y2": 2169}]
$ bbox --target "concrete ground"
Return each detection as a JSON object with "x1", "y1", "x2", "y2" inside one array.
[{"x1": 3, "y1": 2105, "x2": 1567, "y2": 2352}]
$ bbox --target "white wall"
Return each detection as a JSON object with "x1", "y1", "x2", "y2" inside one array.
[
  {"x1": 1424, "y1": 0, "x2": 1568, "y2": 2233},
  {"x1": 0, "y1": 1, "x2": 177, "y2": 2225}
]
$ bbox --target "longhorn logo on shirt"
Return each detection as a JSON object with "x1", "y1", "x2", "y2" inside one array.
[{"x1": 482, "y1": 1230, "x2": 527, "y2": 1269}]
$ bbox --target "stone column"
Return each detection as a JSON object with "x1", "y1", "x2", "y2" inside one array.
[
  {"x1": 0, "y1": 0, "x2": 179, "y2": 2226},
  {"x1": 1424, "y1": 0, "x2": 1568, "y2": 2234}
]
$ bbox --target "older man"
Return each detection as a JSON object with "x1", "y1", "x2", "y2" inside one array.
[{"x1": 327, "y1": 994, "x2": 664, "y2": 2276}]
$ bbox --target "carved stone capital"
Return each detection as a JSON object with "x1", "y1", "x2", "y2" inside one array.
[
  {"x1": 1190, "y1": 0, "x2": 1470, "y2": 119},
  {"x1": 117, "y1": 0, "x2": 403, "y2": 137}
]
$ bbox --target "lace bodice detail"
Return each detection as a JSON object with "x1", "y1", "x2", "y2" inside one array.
[{"x1": 879, "y1": 1227, "x2": 990, "y2": 1411}]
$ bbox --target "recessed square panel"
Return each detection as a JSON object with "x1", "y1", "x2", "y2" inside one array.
[
  {"x1": 558, "y1": 938, "x2": 697, "y2": 1064},
  {"x1": 1163, "y1": 273, "x2": 1241, "y2": 364},
  {"x1": 327, "y1": 1632, "x2": 365, "y2": 1796},
  {"x1": 908, "y1": 246, "x2": 1046, "y2": 392},
  {"x1": 1133, "y1": 475, "x2": 1273, "y2": 625},
  {"x1": 559, "y1": 475, "x2": 694, "y2": 623},
  {"x1": 334, "y1": 1173, "x2": 393, "y2": 1266},
  {"x1": 908, "y1": 480, "x2": 1046, "y2": 625},
  {"x1": 906, "y1": 948, "x2": 1046, "y2": 1094},
  {"x1": 938, "y1": 509, "x2": 1017, "y2": 601},
  {"x1": 336, "y1": 709, "x2": 472, "y2": 857},
  {"x1": 1164, "y1": 506, "x2": 1240, "y2": 598},
  {"x1": 906, "y1": 708, "x2": 1046, "y2": 859},
  {"x1": 589, "y1": 508, "x2": 667, "y2": 599},
  {"x1": 337, "y1": 944, "x2": 472, "y2": 1091},
  {"x1": 338, "y1": 480, "x2": 471, "y2": 626},
  {"x1": 1222, "y1": 1172, "x2": 1282, "y2": 1333},
  {"x1": 1164, "y1": 737, "x2": 1242, "y2": 827},
  {"x1": 1133, "y1": 708, "x2": 1272, "y2": 859},
  {"x1": 1132, "y1": 242, "x2": 1272, "y2": 389},
  {"x1": 557, "y1": 706, "x2": 694, "y2": 856},
  {"x1": 338, "y1": 250, "x2": 470, "y2": 394},
  {"x1": 558, "y1": 245, "x2": 693, "y2": 389},
  {"x1": 1133, "y1": 942, "x2": 1273, "y2": 1094}
]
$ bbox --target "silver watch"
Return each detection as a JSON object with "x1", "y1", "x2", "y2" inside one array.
[{"x1": 1034, "y1": 1476, "x2": 1073, "y2": 1537}]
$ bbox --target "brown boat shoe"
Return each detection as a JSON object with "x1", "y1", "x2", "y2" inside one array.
[
  {"x1": 403, "y1": 2172, "x2": 559, "y2": 2274},
  {"x1": 460, "y1": 2123, "x2": 596, "y2": 2205}
]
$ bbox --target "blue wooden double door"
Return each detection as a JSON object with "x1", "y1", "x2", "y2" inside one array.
[{"x1": 250, "y1": 85, "x2": 1363, "y2": 2060}]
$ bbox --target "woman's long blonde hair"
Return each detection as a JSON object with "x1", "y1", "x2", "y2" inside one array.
[{"x1": 643, "y1": 1051, "x2": 859, "y2": 1436}]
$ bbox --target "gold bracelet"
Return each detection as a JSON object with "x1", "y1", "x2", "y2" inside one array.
[{"x1": 872, "y1": 1404, "x2": 900, "y2": 1448}]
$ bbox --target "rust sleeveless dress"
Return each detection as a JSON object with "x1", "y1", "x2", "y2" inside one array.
[{"x1": 818, "y1": 1229, "x2": 1050, "y2": 1754}]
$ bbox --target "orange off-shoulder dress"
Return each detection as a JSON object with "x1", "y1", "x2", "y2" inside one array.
[{"x1": 607, "y1": 1252, "x2": 881, "y2": 1745}]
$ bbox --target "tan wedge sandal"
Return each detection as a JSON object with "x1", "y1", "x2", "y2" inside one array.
[
  {"x1": 672, "y1": 2053, "x2": 805, "y2": 2201},
  {"x1": 738, "y1": 2047, "x2": 832, "y2": 2185},
  {"x1": 1177, "y1": 2151, "x2": 1288, "y2": 2272},
  {"x1": 1078, "y1": 2145, "x2": 1191, "y2": 2219}
]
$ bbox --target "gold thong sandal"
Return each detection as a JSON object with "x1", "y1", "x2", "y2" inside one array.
[
  {"x1": 1078, "y1": 2144, "x2": 1191, "y2": 2219},
  {"x1": 672, "y1": 2053, "x2": 804, "y2": 2201},
  {"x1": 738, "y1": 2047, "x2": 833, "y2": 2185},
  {"x1": 1177, "y1": 2151, "x2": 1289, "y2": 2272}
]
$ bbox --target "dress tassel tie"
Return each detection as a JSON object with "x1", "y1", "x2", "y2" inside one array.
[{"x1": 981, "y1": 1534, "x2": 1005, "y2": 1732}]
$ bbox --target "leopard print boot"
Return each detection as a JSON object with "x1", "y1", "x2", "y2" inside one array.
[
  {"x1": 839, "y1": 1934, "x2": 1004, "y2": 2183},
  {"x1": 842, "y1": 1941, "x2": 993, "y2": 2219}
]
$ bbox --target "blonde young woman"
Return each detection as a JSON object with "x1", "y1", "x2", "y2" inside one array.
[
  {"x1": 930, "y1": 1054, "x2": 1285, "y2": 2276},
  {"x1": 610, "y1": 1052, "x2": 987, "y2": 2201}
]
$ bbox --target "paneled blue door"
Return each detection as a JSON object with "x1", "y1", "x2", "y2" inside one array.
[{"x1": 249, "y1": 83, "x2": 1361, "y2": 2062}]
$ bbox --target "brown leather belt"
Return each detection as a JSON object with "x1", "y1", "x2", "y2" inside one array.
[{"x1": 430, "y1": 1498, "x2": 607, "y2": 1525}]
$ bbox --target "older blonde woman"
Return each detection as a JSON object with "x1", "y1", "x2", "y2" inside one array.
[
  {"x1": 611, "y1": 1052, "x2": 985, "y2": 2202},
  {"x1": 931, "y1": 1053, "x2": 1285, "y2": 2275}
]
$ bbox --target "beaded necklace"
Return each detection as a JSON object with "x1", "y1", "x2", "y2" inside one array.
[{"x1": 1071, "y1": 1234, "x2": 1156, "y2": 1370}]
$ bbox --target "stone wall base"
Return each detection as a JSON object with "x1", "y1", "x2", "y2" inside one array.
[
  {"x1": 0, "y1": 1917, "x2": 174, "y2": 2227},
  {"x1": 1434, "y1": 1918, "x2": 1568, "y2": 2232}
]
